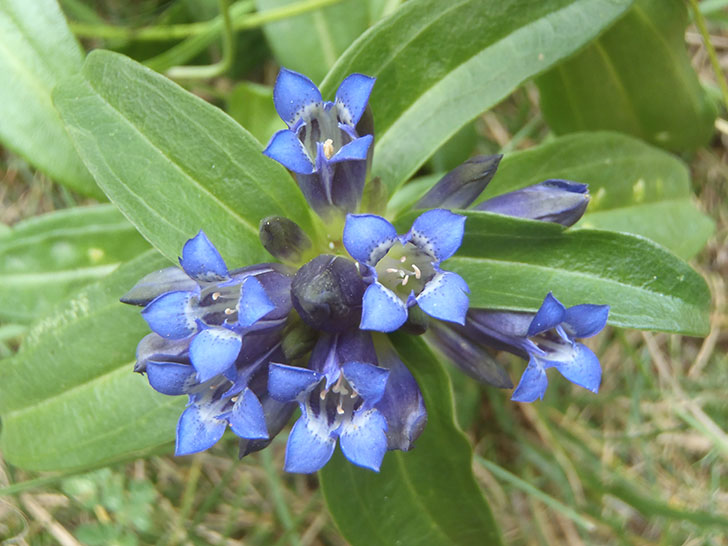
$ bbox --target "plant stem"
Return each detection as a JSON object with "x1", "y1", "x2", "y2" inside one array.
[{"x1": 688, "y1": 0, "x2": 728, "y2": 113}]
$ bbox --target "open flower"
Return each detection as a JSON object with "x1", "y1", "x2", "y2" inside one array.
[
  {"x1": 263, "y1": 68, "x2": 375, "y2": 218},
  {"x1": 343, "y1": 209, "x2": 469, "y2": 332},
  {"x1": 465, "y1": 293, "x2": 609, "y2": 402}
]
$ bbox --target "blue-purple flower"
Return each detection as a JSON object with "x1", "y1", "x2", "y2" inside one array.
[
  {"x1": 267, "y1": 330, "x2": 425, "y2": 473},
  {"x1": 343, "y1": 209, "x2": 469, "y2": 333},
  {"x1": 263, "y1": 68, "x2": 375, "y2": 219},
  {"x1": 465, "y1": 293, "x2": 609, "y2": 402}
]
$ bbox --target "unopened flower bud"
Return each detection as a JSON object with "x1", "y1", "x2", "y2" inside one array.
[
  {"x1": 259, "y1": 216, "x2": 312, "y2": 264},
  {"x1": 415, "y1": 154, "x2": 502, "y2": 209}
]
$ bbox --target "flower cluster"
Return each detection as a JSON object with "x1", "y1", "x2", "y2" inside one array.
[{"x1": 123, "y1": 68, "x2": 608, "y2": 473}]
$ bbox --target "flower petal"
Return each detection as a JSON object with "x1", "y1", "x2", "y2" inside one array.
[
  {"x1": 335, "y1": 73, "x2": 375, "y2": 126},
  {"x1": 134, "y1": 333, "x2": 190, "y2": 373},
  {"x1": 527, "y1": 292, "x2": 566, "y2": 337},
  {"x1": 230, "y1": 388, "x2": 269, "y2": 439},
  {"x1": 342, "y1": 361, "x2": 389, "y2": 405},
  {"x1": 342, "y1": 214, "x2": 398, "y2": 266},
  {"x1": 360, "y1": 283, "x2": 408, "y2": 333},
  {"x1": 268, "y1": 363, "x2": 322, "y2": 402},
  {"x1": 273, "y1": 67, "x2": 322, "y2": 126},
  {"x1": 180, "y1": 231, "x2": 228, "y2": 282},
  {"x1": 263, "y1": 130, "x2": 315, "y2": 174},
  {"x1": 339, "y1": 409, "x2": 388, "y2": 471},
  {"x1": 563, "y1": 304, "x2": 609, "y2": 338},
  {"x1": 416, "y1": 272, "x2": 469, "y2": 325},
  {"x1": 409, "y1": 209, "x2": 466, "y2": 262},
  {"x1": 175, "y1": 404, "x2": 227, "y2": 455},
  {"x1": 141, "y1": 291, "x2": 197, "y2": 339},
  {"x1": 553, "y1": 343, "x2": 602, "y2": 393},
  {"x1": 283, "y1": 416, "x2": 336, "y2": 473},
  {"x1": 121, "y1": 267, "x2": 198, "y2": 306},
  {"x1": 329, "y1": 134, "x2": 373, "y2": 163},
  {"x1": 189, "y1": 328, "x2": 241, "y2": 382},
  {"x1": 237, "y1": 276, "x2": 276, "y2": 328},
  {"x1": 146, "y1": 361, "x2": 196, "y2": 395},
  {"x1": 511, "y1": 359, "x2": 548, "y2": 402}
]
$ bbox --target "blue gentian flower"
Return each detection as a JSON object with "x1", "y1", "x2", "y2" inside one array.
[
  {"x1": 342, "y1": 209, "x2": 469, "y2": 333},
  {"x1": 465, "y1": 293, "x2": 609, "y2": 402},
  {"x1": 474, "y1": 179, "x2": 589, "y2": 227},
  {"x1": 263, "y1": 68, "x2": 375, "y2": 218}
]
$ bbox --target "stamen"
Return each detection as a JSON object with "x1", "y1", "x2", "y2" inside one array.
[
  {"x1": 336, "y1": 402, "x2": 345, "y2": 415},
  {"x1": 320, "y1": 388, "x2": 328, "y2": 400},
  {"x1": 400, "y1": 256, "x2": 407, "y2": 263},
  {"x1": 385, "y1": 268, "x2": 400, "y2": 274},
  {"x1": 212, "y1": 292, "x2": 221, "y2": 301},
  {"x1": 323, "y1": 139, "x2": 335, "y2": 159},
  {"x1": 224, "y1": 307, "x2": 235, "y2": 315},
  {"x1": 401, "y1": 275, "x2": 409, "y2": 286},
  {"x1": 230, "y1": 396, "x2": 239, "y2": 402},
  {"x1": 412, "y1": 264, "x2": 421, "y2": 279}
]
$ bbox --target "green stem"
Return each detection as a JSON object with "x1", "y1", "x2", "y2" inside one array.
[
  {"x1": 688, "y1": 0, "x2": 728, "y2": 113},
  {"x1": 70, "y1": 0, "x2": 342, "y2": 41}
]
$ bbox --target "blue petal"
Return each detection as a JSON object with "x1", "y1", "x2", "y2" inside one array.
[
  {"x1": 121, "y1": 267, "x2": 198, "y2": 306},
  {"x1": 175, "y1": 404, "x2": 227, "y2": 455},
  {"x1": 360, "y1": 283, "x2": 408, "y2": 333},
  {"x1": 329, "y1": 135, "x2": 373, "y2": 163},
  {"x1": 283, "y1": 416, "x2": 336, "y2": 473},
  {"x1": 273, "y1": 67, "x2": 322, "y2": 126},
  {"x1": 342, "y1": 214, "x2": 397, "y2": 266},
  {"x1": 416, "y1": 272, "x2": 469, "y2": 325},
  {"x1": 342, "y1": 361, "x2": 389, "y2": 405},
  {"x1": 511, "y1": 359, "x2": 548, "y2": 403},
  {"x1": 334, "y1": 73, "x2": 375, "y2": 126},
  {"x1": 563, "y1": 304, "x2": 609, "y2": 338},
  {"x1": 263, "y1": 130, "x2": 315, "y2": 174},
  {"x1": 189, "y1": 328, "x2": 241, "y2": 382},
  {"x1": 527, "y1": 292, "x2": 566, "y2": 337},
  {"x1": 141, "y1": 291, "x2": 197, "y2": 339},
  {"x1": 553, "y1": 343, "x2": 602, "y2": 393},
  {"x1": 237, "y1": 276, "x2": 276, "y2": 327},
  {"x1": 146, "y1": 361, "x2": 196, "y2": 395},
  {"x1": 180, "y1": 231, "x2": 228, "y2": 282},
  {"x1": 339, "y1": 409, "x2": 388, "y2": 472},
  {"x1": 409, "y1": 209, "x2": 466, "y2": 262},
  {"x1": 268, "y1": 363, "x2": 322, "y2": 402},
  {"x1": 230, "y1": 388, "x2": 269, "y2": 439}
]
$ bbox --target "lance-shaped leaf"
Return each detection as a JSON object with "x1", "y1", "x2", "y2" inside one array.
[
  {"x1": 0, "y1": 250, "x2": 183, "y2": 471},
  {"x1": 53, "y1": 49, "x2": 314, "y2": 266},
  {"x1": 0, "y1": 0, "x2": 100, "y2": 197},
  {"x1": 536, "y1": 0, "x2": 716, "y2": 153},
  {"x1": 320, "y1": 333, "x2": 502, "y2": 546},
  {"x1": 472, "y1": 131, "x2": 714, "y2": 260},
  {"x1": 320, "y1": 0, "x2": 634, "y2": 194},
  {"x1": 0, "y1": 205, "x2": 149, "y2": 323},
  {"x1": 430, "y1": 211, "x2": 710, "y2": 336}
]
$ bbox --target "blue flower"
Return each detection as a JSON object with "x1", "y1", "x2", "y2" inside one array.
[
  {"x1": 124, "y1": 231, "x2": 293, "y2": 382},
  {"x1": 342, "y1": 209, "x2": 469, "y2": 333},
  {"x1": 465, "y1": 293, "x2": 609, "y2": 402},
  {"x1": 267, "y1": 330, "x2": 426, "y2": 473},
  {"x1": 263, "y1": 68, "x2": 375, "y2": 218}
]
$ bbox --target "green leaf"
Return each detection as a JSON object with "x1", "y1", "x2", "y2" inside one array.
[
  {"x1": 0, "y1": 250, "x2": 182, "y2": 471},
  {"x1": 0, "y1": 205, "x2": 149, "y2": 323},
  {"x1": 53, "y1": 49, "x2": 313, "y2": 266},
  {"x1": 256, "y1": 0, "x2": 371, "y2": 83},
  {"x1": 439, "y1": 211, "x2": 710, "y2": 336},
  {"x1": 473, "y1": 131, "x2": 714, "y2": 260},
  {"x1": 0, "y1": 0, "x2": 100, "y2": 197},
  {"x1": 226, "y1": 82, "x2": 285, "y2": 145},
  {"x1": 320, "y1": 333, "x2": 502, "y2": 546},
  {"x1": 536, "y1": 0, "x2": 716, "y2": 152},
  {"x1": 320, "y1": 0, "x2": 634, "y2": 194}
]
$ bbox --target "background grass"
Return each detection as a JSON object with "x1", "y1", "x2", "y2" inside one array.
[{"x1": 1, "y1": 2, "x2": 726, "y2": 544}]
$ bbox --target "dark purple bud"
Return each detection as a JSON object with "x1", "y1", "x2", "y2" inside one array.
[
  {"x1": 121, "y1": 267, "x2": 197, "y2": 306},
  {"x1": 474, "y1": 179, "x2": 589, "y2": 227},
  {"x1": 259, "y1": 216, "x2": 312, "y2": 264},
  {"x1": 427, "y1": 321, "x2": 513, "y2": 388},
  {"x1": 415, "y1": 154, "x2": 502, "y2": 209},
  {"x1": 290, "y1": 255, "x2": 366, "y2": 333}
]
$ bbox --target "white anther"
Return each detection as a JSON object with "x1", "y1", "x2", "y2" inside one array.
[
  {"x1": 224, "y1": 307, "x2": 234, "y2": 315},
  {"x1": 320, "y1": 389, "x2": 328, "y2": 400},
  {"x1": 400, "y1": 256, "x2": 407, "y2": 263},
  {"x1": 336, "y1": 403, "x2": 345, "y2": 415},
  {"x1": 401, "y1": 275, "x2": 409, "y2": 286},
  {"x1": 212, "y1": 292, "x2": 221, "y2": 300},
  {"x1": 231, "y1": 396, "x2": 239, "y2": 402},
  {"x1": 385, "y1": 268, "x2": 400, "y2": 274},
  {"x1": 328, "y1": 241, "x2": 335, "y2": 250},
  {"x1": 323, "y1": 139, "x2": 335, "y2": 159},
  {"x1": 412, "y1": 264, "x2": 421, "y2": 279}
]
